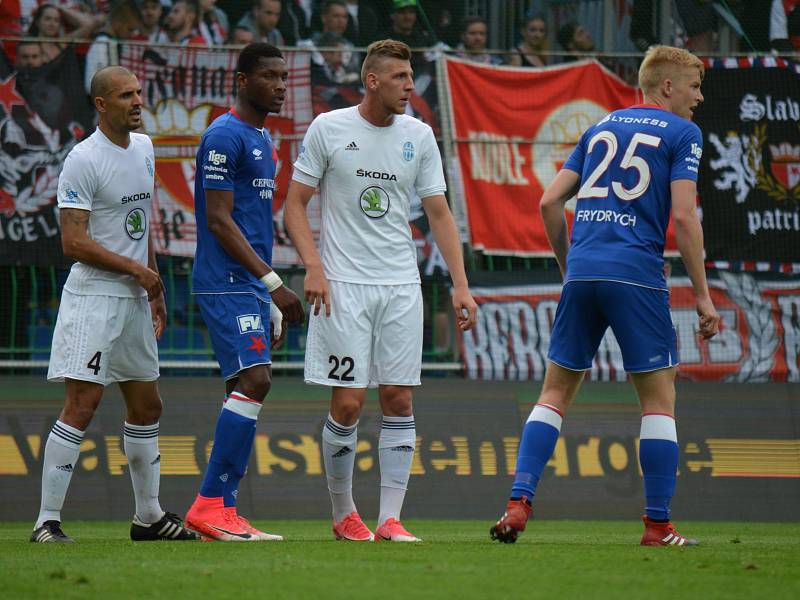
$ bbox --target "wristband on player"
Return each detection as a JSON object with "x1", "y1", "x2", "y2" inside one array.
[{"x1": 260, "y1": 271, "x2": 283, "y2": 292}]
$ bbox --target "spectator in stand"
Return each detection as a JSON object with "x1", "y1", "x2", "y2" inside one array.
[
  {"x1": 28, "y1": 4, "x2": 103, "y2": 62},
  {"x1": 557, "y1": 21, "x2": 595, "y2": 62},
  {"x1": 136, "y1": 0, "x2": 165, "y2": 42},
  {"x1": 376, "y1": 0, "x2": 434, "y2": 73},
  {"x1": 509, "y1": 14, "x2": 548, "y2": 67},
  {"x1": 230, "y1": 25, "x2": 255, "y2": 44},
  {"x1": 277, "y1": 0, "x2": 311, "y2": 45},
  {"x1": 199, "y1": 0, "x2": 229, "y2": 45},
  {"x1": 310, "y1": 30, "x2": 360, "y2": 86},
  {"x1": 300, "y1": 1, "x2": 360, "y2": 82},
  {"x1": 454, "y1": 15, "x2": 501, "y2": 65},
  {"x1": 84, "y1": 1, "x2": 143, "y2": 93},
  {"x1": 770, "y1": 0, "x2": 800, "y2": 52},
  {"x1": 339, "y1": 0, "x2": 381, "y2": 47},
  {"x1": 675, "y1": 0, "x2": 717, "y2": 53},
  {"x1": 237, "y1": 0, "x2": 285, "y2": 46},
  {"x1": 15, "y1": 41, "x2": 45, "y2": 69},
  {"x1": 157, "y1": 0, "x2": 207, "y2": 44},
  {"x1": 312, "y1": 0, "x2": 355, "y2": 45}
]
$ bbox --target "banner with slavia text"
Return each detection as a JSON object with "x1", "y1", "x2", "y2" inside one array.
[
  {"x1": 695, "y1": 58, "x2": 800, "y2": 269},
  {"x1": 460, "y1": 271, "x2": 800, "y2": 382},
  {"x1": 443, "y1": 56, "x2": 642, "y2": 255},
  {"x1": 118, "y1": 44, "x2": 314, "y2": 264}
]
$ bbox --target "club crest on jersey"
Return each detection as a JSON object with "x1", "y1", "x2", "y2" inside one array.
[
  {"x1": 145, "y1": 156, "x2": 154, "y2": 177},
  {"x1": 403, "y1": 141, "x2": 414, "y2": 162},
  {"x1": 125, "y1": 208, "x2": 147, "y2": 240},
  {"x1": 359, "y1": 186, "x2": 390, "y2": 218},
  {"x1": 237, "y1": 314, "x2": 264, "y2": 334}
]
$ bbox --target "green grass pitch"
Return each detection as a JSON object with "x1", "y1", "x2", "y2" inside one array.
[{"x1": 1, "y1": 520, "x2": 799, "y2": 599}]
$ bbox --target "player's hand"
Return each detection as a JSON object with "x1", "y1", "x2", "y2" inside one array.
[
  {"x1": 150, "y1": 293, "x2": 167, "y2": 340},
  {"x1": 271, "y1": 284, "x2": 305, "y2": 324},
  {"x1": 269, "y1": 302, "x2": 287, "y2": 350},
  {"x1": 696, "y1": 296, "x2": 720, "y2": 340},
  {"x1": 452, "y1": 285, "x2": 478, "y2": 331},
  {"x1": 134, "y1": 265, "x2": 164, "y2": 301},
  {"x1": 304, "y1": 266, "x2": 332, "y2": 317}
]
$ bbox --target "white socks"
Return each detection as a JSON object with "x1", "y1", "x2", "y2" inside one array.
[
  {"x1": 124, "y1": 422, "x2": 164, "y2": 524},
  {"x1": 378, "y1": 415, "x2": 416, "y2": 527},
  {"x1": 36, "y1": 421, "x2": 83, "y2": 528},
  {"x1": 322, "y1": 415, "x2": 358, "y2": 522}
]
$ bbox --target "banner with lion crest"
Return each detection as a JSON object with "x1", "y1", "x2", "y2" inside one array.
[{"x1": 695, "y1": 58, "x2": 800, "y2": 268}]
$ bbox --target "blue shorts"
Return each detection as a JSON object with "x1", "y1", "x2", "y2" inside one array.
[
  {"x1": 547, "y1": 281, "x2": 678, "y2": 373},
  {"x1": 196, "y1": 293, "x2": 272, "y2": 380}
]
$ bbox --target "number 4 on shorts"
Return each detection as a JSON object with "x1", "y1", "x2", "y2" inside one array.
[{"x1": 86, "y1": 351, "x2": 102, "y2": 375}]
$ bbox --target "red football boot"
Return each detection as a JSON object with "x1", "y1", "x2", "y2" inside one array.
[
  {"x1": 490, "y1": 498, "x2": 532, "y2": 543},
  {"x1": 641, "y1": 515, "x2": 699, "y2": 546}
]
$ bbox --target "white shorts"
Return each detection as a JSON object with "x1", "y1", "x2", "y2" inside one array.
[
  {"x1": 48, "y1": 290, "x2": 159, "y2": 386},
  {"x1": 305, "y1": 281, "x2": 423, "y2": 388}
]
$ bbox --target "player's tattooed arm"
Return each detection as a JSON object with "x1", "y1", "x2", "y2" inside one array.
[{"x1": 59, "y1": 208, "x2": 163, "y2": 299}]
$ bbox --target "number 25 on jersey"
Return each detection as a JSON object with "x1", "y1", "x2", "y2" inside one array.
[{"x1": 577, "y1": 132, "x2": 661, "y2": 201}]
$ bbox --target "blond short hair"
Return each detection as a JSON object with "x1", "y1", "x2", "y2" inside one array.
[
  {"x1": 360, "y1": 39, "x2": 412, "y2": 84},
  {"x1": 638, "y1": 45, "x2": 704, "y2": 93}
]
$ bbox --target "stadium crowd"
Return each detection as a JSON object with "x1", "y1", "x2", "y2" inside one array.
[{"x1": 1, "y1": 0, "x2": 798, "y2": 74}]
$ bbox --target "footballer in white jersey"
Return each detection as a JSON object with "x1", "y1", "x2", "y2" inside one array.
[
  {"x1": 293, "y1": 105, "x2": 445, "y2": 285},
  {"x1": 285, "y1": 40, "x2": 478, "y2": 543},
  {"x1": 34, "y1": 66, "x2": 196, "y2": 544}
]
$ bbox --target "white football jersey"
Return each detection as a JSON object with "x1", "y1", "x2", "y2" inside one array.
[
  {"x1": 57, "y1": 129, "x2": 155, "y2": 297},
  {"x1": 293, "y1": 106, "x2": 446, "y2": 284}
]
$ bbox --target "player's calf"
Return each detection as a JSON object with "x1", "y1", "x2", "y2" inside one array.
[{"x1": 490, "y1": 497, "x2": 532, "y2": 544}]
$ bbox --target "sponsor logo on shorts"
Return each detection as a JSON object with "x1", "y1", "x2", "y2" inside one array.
[
  {"x1": 125, "y1": 208, "x2": 147, "y2": 240},
  {"x1": 359, "y1": 186, "x2": 390, "y2": 218},
  {"x1": 237, "y1": 314, "x2": 264, "y2": 334}
]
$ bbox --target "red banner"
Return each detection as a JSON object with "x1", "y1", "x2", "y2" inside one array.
[
  {"x1": 443, "y1": 57, "x2": 640, "y2": 255},
  {"x1": 459, "y1": 272, "x2": 800, "y2": 382},
  {"x1": 118, "y1": 44, "x2": 315, "y2": 264}
]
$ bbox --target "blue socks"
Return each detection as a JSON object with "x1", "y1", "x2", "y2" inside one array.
[
  {"x1": 199, "y1": 392, "x2": 262, "y2": 504},
  {"x1": 510, "y1": 407, "x2": 679, "y2": 522},
  {"x1": 639, "y1": 414, "x2": 678, "y2": 521},
  {"x1": 510, "y1": 404, "x2": 563, "y2": 502}
]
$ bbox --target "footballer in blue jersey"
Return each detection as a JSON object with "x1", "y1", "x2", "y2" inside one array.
[
  {"x1": 491, "y1": 46, "x2": 720, "y2": 546},
  {"x1": 185, "y1": 43, "x2": 305, "y2": 542}
]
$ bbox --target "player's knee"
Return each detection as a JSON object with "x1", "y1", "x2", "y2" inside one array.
[
  {"x1": 61, "y1": 396, "x2": 100, "y2": 429},
  {"x1": 332, "y1": 396, "x2": 363, "y2": 424},
  {"x1": 237, "y1": 366, "x2": 272, "y2": 401},
  {"x1": 381, "y1": 387, "x2": 413, "y2": 416}
]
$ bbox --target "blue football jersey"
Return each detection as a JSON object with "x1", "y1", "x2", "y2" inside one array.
[
  {"x1": 192, "y1": 111, "x2": 277, "y2": 300},
  {"x1": 562, "y1": 105, "x2": 702, "y2": 289}
]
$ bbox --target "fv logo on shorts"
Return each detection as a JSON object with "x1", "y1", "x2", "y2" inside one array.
[{"x1": 237, "y1": 314, "x2": 263, "y2": 334}]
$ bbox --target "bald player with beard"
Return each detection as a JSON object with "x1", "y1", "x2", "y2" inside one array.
[{"x1": 31, "y1": 66, "x2": 197, "y2": 544}]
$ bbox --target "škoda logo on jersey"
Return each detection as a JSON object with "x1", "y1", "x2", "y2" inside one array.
[
  {"x1": 125, "y1": 208, "x2": 147, "y2": 240},
  {"x1": 359, "y1": 186, "x2": 390, "y2": 218}
]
